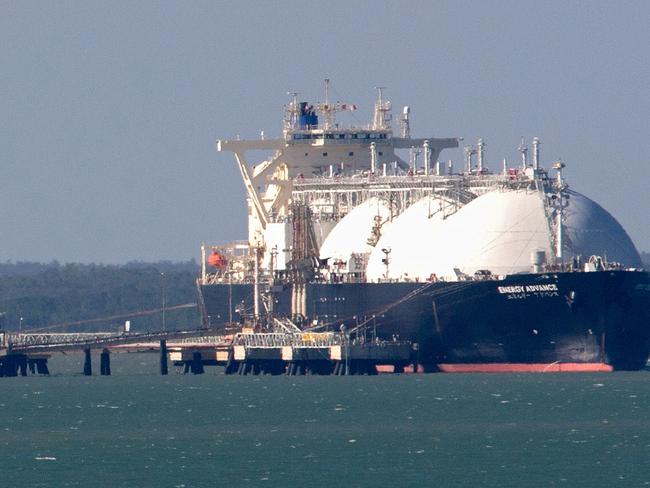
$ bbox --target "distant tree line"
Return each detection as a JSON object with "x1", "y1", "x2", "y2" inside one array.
[{"x1": 0, "y1": 261, "x2": 200, "y2": 332}]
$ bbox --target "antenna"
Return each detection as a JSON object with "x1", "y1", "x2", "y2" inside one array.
[
  {"x1": 285, "y1": 92, "x2": 300, "y2": 130},
  {"x1": 317, "y1": 79, "x2": 357, "y2": 130},
  {"x1": 324, "y1": 78, "x2": 330, "y2": 107},
  {"x1": 322, "y1": 79, "x2": 333, "y2": 129},
  {"x1": 373, "y1": 86, "x2": 391, "y2": 130},
  {"x1": 376, "y1": 86, "x2": 384, "y2": 107}
]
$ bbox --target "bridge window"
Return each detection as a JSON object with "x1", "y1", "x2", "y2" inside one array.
[
  {"x1": 322, "y1": 152, "x2": 328, "y2": 157},
  {"x1": 348, "y1": 152, "x2": 354, "y2": 156}
]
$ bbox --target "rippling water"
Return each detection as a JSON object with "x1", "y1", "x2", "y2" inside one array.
[{"x1": 1, "y1": 353, "x2": 649, "y2": 487}]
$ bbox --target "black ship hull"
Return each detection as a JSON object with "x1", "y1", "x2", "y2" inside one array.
[{"x1": 199, "y1": 270, "x2": 650, "y2": 371}]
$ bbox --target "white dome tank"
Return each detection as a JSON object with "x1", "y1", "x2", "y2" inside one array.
[
  {"x1": 365, "y1": 187, "x2": 642, "y2": 282},
  {"x1": 319, "y1": 197, "x2": 391, "y2": 264},
  {"x1": 563, "y1": 190, "x2": 641, "y2": 266},
  {"x1": 387, "y1": 190, "x2": 554, "y2": 281},
  {"x1": 366, "y1": 195, "x2": 455, "y2": 281}
]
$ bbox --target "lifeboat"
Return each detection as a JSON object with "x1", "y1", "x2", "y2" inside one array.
[{"x1": 207, "y1": 251, "x2": 227, "y2": 268}]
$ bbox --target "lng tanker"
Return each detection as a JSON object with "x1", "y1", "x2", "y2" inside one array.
[{"x1": 198, "y1": 81, "x2": 650, "y2": 372}]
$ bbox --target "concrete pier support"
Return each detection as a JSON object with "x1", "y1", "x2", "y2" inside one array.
[
  {"x1": 100, "y1": 348, "x2": 111, "y2": 376},
  {"x1": 35, "y1": 359, "x2": 49, "y2": 375},
  {"x1": 18, "y1": 355, "x2": 27, "y2": 376},
  {"x1": 0, "y1": 356, "x2": 18, "y2": 377},
  {"x1": 333, "y1": 361, "x2": 342, "y2": 376},
  {"x1": 83, "y1": 348, "x2": 92, "y2": 376},
  {"x1": 159, "y1": 340, "x2": 168, "y2": 375},
  {"x1": 190, "y1": 352, "x2": 204, "y2": 375}
]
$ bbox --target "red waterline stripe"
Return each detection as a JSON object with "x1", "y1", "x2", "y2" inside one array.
[{"x1": 437, "y1": 363, "x2": 614, "y2": 373}]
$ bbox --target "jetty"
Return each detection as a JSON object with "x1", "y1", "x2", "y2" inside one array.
[{"x1": 0, "y1": 329, "x2": 415, "y2": 377}]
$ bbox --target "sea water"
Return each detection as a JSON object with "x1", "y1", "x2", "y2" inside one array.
[{"x1": 1, "y1": 353, "x2": 649, "y2": 487}]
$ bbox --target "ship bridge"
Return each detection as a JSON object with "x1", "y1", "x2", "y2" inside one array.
[{"x1": 216, "y1": 82, "x2": 459, "y2": 248}]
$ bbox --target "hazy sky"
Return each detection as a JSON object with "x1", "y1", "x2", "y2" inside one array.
[{"x1": 2, "y1": 1, "x2": 649, "y2": 263}]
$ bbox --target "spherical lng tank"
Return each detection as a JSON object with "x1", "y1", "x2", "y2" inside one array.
[
  {"x1": 386, "y1": 189, "x2": 553, "y2": 280},
  {"x1": 563, "y1": 189, "x2": 641, "y2": 267},
  {"x1": 319, "y1": 197, "x2": 391, "y2": 265},
  {"x1": 365, "y1": 188, "x2": 642, "y2": 281},
  {"x1": 366, "y1": 194, "x2": 456, "y2": 281}
]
